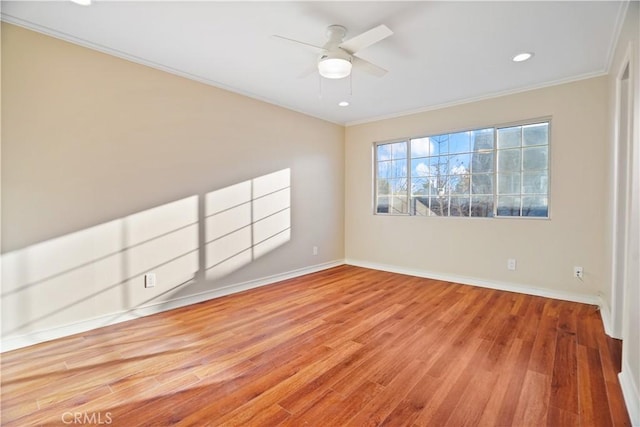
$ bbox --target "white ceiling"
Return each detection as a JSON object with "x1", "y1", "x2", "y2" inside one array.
[{"x1": 1, "y1": 1, "x2": 627, "y2": 125}]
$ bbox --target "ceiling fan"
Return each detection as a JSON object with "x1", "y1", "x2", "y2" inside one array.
[{"x1": 273, "y1": 24, "x2": 393, "y2": 79}]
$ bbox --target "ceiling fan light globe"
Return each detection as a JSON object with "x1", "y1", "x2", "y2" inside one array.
[{"x1": 318, "y1": 58, "x2": 352, "y2": 79}]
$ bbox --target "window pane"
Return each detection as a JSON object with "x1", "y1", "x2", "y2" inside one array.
[
  {"x1": 390, "y1": 160, "x2": 407, "y2": 178},
  {"x1": 471, "y1": 152, "x2": 494, "y2": 173},
  {"x1": 498, "y1": 148, "x2": 521, "y2": 172},
  {"x1": 472, "y1": 173, "x2": 494, "y2": 194},
  {"x1": 522, "y1": 196, "x2": 548, "y2": 217},
  {"x1": 388, "y1": 195, "x2": 408, "y2": 214},
  {"x1": 411, "y1": 177, "x2": 428, "y2": 195},
  {"x1": 450, "y1": 153, "x2": 471, "y2": 174},
  {"x1": 497, "y1": 126, "x2": 521, "y2": 149},
  {"x1": 451, "y1": 175, "x2": 471, "y2": 195},
  {"x1": 523, "y1": 123, "x2": 548, "y2": 146},
  {"x1": 376, "y1": 196, "x2": 390, "y2": 213},
  {"x1": 411, "y1": 158, "x2": 430, "y2": 177},
  {"x1": 422, "y1": 177, "x2": 436, "y2": 195},
  {"x1": 378, "y1": 174, "x2": 408, "y2": 214},
  {"x1": 377, "y1": 178, "x2": 391, "y2": 195},
  {"x1": 450, "y1": 197, "x2": 470, "y2": 216},
  {"x1": 497, "y1": 196, "x2": 521, "y2": 216},
  {"x1": 443, "y1": 178, "x2": 455, "y2": 195},
  {"x1": 377, "y1": 161, "x2": 391, "y2": 178},
  {"x1": 472, "y1": 128, "x2": 494, "y2": 151},
  {"x1": 430, "y1": 156, "x2": 449, "y2": 175},
  {"x1": 449, "y1": 132, "x2": 471, "y2": 154},
  {"x1": 423, "y1": 138, "x2": 439, "y2": 156},
  {"x1": 522, "y1": 171, "x2": 548, "y2": 194},
  {"x1": 386, "y1": 178, "x2": 407, "y2": 194},
  {"x1": 377, "y1": 177, "x2": 408, "y2": 217},
  {"x1": 429, "y1": 177, "x2": 448, "y2": 195},
  {"x1": 411, "y1": 138, "x2": 431, "y2": 157},
  {"x1": 498, "y1": 173, "x2": 520, "y2": 194},
  {"x1": 429, "y1": 196, "x2": 449, "y2": 216},
  {"x1": 523, "y1": 146, "x2": 548, "y2": 170},
  {"x1": 377, "y1": 144, "x2": 392, "y2": 161},
  {"x1": 431, "y1": 135, "x2": 449, "y2": 155},
  {"x1": 390, "y1": 142, "x2": 407, "y2": 159},
  {"x1": 411, "y1": 196, "x2": 430, "y2": 216},
  {"x1": 471, "y1": 196, "x2": 494, "y2": 217}
]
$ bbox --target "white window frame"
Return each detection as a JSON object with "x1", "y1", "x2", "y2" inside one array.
[{"x1": 373, "y1": 118, "x2": 551, "y2": 219}]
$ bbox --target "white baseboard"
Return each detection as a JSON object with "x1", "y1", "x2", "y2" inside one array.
[
  {"x1": 619, "y1": 362, "x2": 640, "y2": 426},
  {"x1": 597, "y1": 299, "x2": 621, "y2": 339},
  {"x1": 1, "y1": 260, "x2": 345, "y2": 353},
  {"x1": 344, "y1": 259, "x2": 601, "y2": 306}
]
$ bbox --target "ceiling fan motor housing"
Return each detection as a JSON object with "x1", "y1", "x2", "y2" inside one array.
[
  {"x1": 319, "y1": 49, "x2": 351, "y2": 64},
  {"x1": 326, "y1": 25, "x2": 347, "y2": 42}
]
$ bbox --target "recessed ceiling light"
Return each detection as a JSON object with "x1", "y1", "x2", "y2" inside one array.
[
  {"x1": 70, "y1": 0, "x2": 91, "y2": 5},
  {"x1": 338, "y1": 101, "x2": 350, "y2": 107},
  {"x1": 512, "y1": 52, "x2": 534, "y2": 62}
]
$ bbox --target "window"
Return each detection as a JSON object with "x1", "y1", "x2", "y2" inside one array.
[{"x1": 374, "y1": 121, "x2": 549, "y2": 218}]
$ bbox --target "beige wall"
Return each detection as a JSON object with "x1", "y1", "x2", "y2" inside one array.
[
  {"x1": 345, "y1": 76, "x2": 609, "y2": 298},
  {"x1": 1, "y1": 24, "x2": 345, "y2": 342}
]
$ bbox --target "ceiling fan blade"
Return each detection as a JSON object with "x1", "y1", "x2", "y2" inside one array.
[
  {"x1": 353, "y1": 56, "x2": 388, "y2": 77},
  {"x1": 272, "y1": 35, "x2": 324, "y2": 53},
  {"x1": 339, "y1": 24, "x2": 393, "y2": 54}
]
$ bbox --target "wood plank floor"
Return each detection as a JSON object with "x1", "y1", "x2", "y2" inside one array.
[{"x1": 1, "y1": 265, "x2": 631, "y2": 426}]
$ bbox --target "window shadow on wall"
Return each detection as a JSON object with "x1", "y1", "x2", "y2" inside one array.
[{"x1": 1, "y1": 169, "x2": 291, "y2": 345}]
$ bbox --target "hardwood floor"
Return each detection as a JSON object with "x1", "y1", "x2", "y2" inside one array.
[{"x1": 0, "y1": 265, "x2": 631, "y2": 426}]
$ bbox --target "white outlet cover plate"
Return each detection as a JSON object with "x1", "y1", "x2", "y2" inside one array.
[{"x1": 145, "y1": 273, "x2": 156, "y2": 288}]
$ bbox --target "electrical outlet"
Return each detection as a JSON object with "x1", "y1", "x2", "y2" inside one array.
[
  {"x1": 574, "y1": 266, "x2": 583, "y2": 279},
  {"x1": 313, "y1": 246, "x2": 318, "y2": 256},
  {"x1": 144, "y1": 273, "x2": 156, "y2": 288},
  {"x1": 507, "y1": 258, "x2": 517, "y2": 271}
]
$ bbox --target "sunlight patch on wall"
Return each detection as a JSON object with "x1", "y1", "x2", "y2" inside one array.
[
  {"x1": 1, "y1": 170, "x2": 292, "y2": 341},
  {"x1": 119, "y1": 196, "x2": 199, "y2": 309},
  {"x1": 1, "y1": 196, "x2": 199, "y2": 337},
  {"x1": 205, "y1": 169, "x2": 291, "y2": 281}
]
